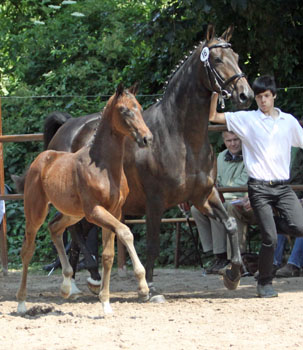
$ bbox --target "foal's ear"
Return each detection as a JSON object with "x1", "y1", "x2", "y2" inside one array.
[
  {"x1": 116, "y1": 82, "x2": 124, "y2": 97},
  {"x1": 220, "y1": 25, "x2": 234, "y2": 42},
  {"x1": 206, "y1": 24, "x2": 215, "y2": 42},
  {"x1": 128, "y1": 82, "x2": 139, "y2": 96}
]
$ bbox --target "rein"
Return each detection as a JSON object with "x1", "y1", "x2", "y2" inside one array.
[{"x1": 201, "y1": 42, "x2": 245, "y2": 108}]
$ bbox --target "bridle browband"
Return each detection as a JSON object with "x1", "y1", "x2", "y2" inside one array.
[{"x1": 201, "y1": 42, "x2": 245, "y2": 108}]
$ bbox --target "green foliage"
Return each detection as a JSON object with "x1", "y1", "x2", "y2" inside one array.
[{"x1": 1, "y1": 0, "x2": 302, "y2": 267}]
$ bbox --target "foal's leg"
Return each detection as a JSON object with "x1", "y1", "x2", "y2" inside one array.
[
  {"x1": 16, "y1": 197, "x2": 49, "y2": 314},
  {"x1": 86, "y1": 206, "x2": 149, "y2": 314},
  {"x1": 48, "y1": 213, "x2": 81, "y2": 298},
  {"x1": 193, "y1": 187, "x2": 242, "y2": 290}
]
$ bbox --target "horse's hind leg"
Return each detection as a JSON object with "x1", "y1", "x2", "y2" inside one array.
[
  {"x1": 193, "y1": 187, "x2": 242, "y2": 290},
  {"x1": 48, "y1": 213, "x2": 80, "y2": 298},
  {"x1": 16, "y1": 200, "x2": 49, "y2": 314}
]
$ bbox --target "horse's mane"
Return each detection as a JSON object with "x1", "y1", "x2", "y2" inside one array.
[{"x1": 160, "y1": 41, "x2": 204, "y2": 99}]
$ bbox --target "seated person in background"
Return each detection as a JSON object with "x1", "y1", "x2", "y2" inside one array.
[
  {"x1": 275, "y1": 236, "x2": 303, "y2": 277},
  {"x1": 191, "y1": 131, "x2": 256, "y2": 274},
  {"x1": 273, "y1": 147, "x2": 303, "y2": 277}
]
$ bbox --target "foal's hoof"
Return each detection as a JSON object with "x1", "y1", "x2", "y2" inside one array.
[
  {"x1": 222, "y1": 269, "x2": 241, "y2": 290},
  {"x1": 17, "y1": 301, "x2": 27, "y2": 315},
  {"x1": 61, "y1": 277, "x2": 72, "y2": 299},
  {"x1": 87, "y1": 277, "x2": 101, "y2": 295}
]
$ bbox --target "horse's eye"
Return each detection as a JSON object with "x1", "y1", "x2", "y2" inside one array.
[{"x1": 119, "y1": 106, "x2": 129, "y2": 114}]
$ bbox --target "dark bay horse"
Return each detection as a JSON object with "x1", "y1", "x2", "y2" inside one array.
[
  {"x1": 22, "y1": 25, "x2": 254, "y2": 293},
  {"x1": 16, "y1": 84, "x2": 153, "y2": 315}
]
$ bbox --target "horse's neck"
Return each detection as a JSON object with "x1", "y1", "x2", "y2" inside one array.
[
  {"x1": 89, "y1": 115, "x2": 125, "y2": 177},
  {"x1": 158, "y1": 49, "x2": 211, "y2": 151}
]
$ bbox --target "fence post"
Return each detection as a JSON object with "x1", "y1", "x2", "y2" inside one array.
[
  {"x1": 0, "y1": 96, "x2": 8, "y2": 275},
  {"x1": 174, "y1": 222, "x2": 181, "y2": 268}
]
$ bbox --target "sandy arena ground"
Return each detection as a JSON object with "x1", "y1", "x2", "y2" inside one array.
[{"x1": 1, "y1": 267, "x2": 303, "y2": 350}]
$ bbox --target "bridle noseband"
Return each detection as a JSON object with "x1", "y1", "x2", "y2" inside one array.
[{"x1": 201, "y1": 42, "x2": 245, "y2": 108}]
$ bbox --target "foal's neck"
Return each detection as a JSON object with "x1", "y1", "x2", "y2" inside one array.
[{"x1": 89, "y1": 106, "x2": 125, "y2": 171}]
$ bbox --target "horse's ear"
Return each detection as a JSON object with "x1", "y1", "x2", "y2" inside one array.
[
  {"x1": 206, "y1": 24, "x2": 215, "y2": 41},
  {"x1": 116, "y1": 82, "x2": 124, "y2": 97},
  {"x1": 128, "y1": 82, "x2": 139, "y2": 96},
  {"x1": 220, "y1": 25, "x2": 234, "y2": 42}
]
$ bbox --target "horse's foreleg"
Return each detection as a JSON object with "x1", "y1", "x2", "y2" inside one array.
[
  {"x1": 145, "y1": 199, "x2": 164, "y2": 283},
  {"x1": 193, "y1": 187, "x2": 242, "y2": 290},
  {"x1": 115, "y1": 225, "x2": 149, "y2": 302},
  {"x1": 49, "y1": 214, "x2": 80, "y2": 298},
  {"x1": 68, "y1": 222, "x2": 101, "y2": 285},
  {"x1": 86, "y1": 206, "x2": 149, "y2": 314},
  {"x1": 100, "y1": 228, "x2": 115, "y2": 314}
]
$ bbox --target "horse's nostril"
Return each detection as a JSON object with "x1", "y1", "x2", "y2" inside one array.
[{"x1": 239, "y1": 93, "x2": 247, "y2": 102}]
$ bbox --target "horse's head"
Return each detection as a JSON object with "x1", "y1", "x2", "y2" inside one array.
[
  {"x1": 111, "y1": 83, "x2": 153, "y2": 148},
  {"x1": 200, "y1": 24, "x2": 254, "y2": 109}
]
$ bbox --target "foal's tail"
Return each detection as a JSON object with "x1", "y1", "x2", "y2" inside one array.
[
  {"x1": 11, "y1": 173, "x2": 26, "y2": 194},
  {"x1": 43, "y1": 111, "x2": 72, "y2": 150}
]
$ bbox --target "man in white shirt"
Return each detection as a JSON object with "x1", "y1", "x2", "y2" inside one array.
[{"x1": 209, "y1": 75, "x2": 303, "y2": 297}]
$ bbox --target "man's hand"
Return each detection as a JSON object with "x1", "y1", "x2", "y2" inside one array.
[{"x1": 208, "y1": 92, "x2": 227, "y2": 124}]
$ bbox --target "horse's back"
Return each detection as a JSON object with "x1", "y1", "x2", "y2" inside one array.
[{"x1": 47, "y1": 113, "x2": 100, "y2": 152}]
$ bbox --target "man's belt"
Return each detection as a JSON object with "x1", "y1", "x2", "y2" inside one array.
[{"x1": 248, "y1": 177, "x2": 289, "y2": 186}]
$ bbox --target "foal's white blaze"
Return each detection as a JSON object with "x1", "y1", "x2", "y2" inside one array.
[
  {"x1": 102, "y1": 301, "x2": 113, "y2": 315},
  {"x1": 17, "y1": 301, "x2": 27, "y2": 314}
]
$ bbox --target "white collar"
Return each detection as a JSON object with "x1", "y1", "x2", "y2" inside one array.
[{"x1": 257, "y1": 108, "x2": 284, "y2": 121}]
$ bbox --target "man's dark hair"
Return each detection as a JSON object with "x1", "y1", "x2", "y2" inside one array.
[{"x1": 252, "y1": 75, "x2": 277, "y2": 96}]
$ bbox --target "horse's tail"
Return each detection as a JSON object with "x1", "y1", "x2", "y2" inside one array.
[
  {"x1": 11, "y1": 173, "x2": 27, "y2": 194},
  {"x1": 43, "y1": 111, "x2": 72, "y2": 150}
]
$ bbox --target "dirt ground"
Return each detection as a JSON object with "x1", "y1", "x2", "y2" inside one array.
[{"x1": 1, "y1": 267, "x2": 303, "y2": 350}]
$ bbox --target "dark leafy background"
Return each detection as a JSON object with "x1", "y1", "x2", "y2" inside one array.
[{"x1": 0, "y1": 0, "x2": 302, "y2": 267}]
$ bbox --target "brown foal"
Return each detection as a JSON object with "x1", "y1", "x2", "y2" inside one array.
[{"x1": 16, "y1": 83, "x2": 153, "y2": 315}]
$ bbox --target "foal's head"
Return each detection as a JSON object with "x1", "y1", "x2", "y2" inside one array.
[{"x1": 109, "y1": 83, "x2": 153, "y2": 148}]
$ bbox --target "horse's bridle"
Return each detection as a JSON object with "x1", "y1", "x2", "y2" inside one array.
[{"x1": 201, "y1": 42, "x2": 245, "y2": 108}]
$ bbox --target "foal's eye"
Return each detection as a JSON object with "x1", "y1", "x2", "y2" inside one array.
[{"x1": 119, "y1": 106, "x2": 133, "y2": 118}]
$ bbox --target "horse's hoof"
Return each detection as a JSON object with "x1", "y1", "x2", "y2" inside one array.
[
  {"x1": 70, "y1": 279, "x2": 83, "y2": 298},
  {"x1": 87, "y1": 277, "x2": 101, "y2": 295},
  {"x1": 145, "y1": 282, "x2": 166, "y2": 303},
  {"x1": 61, "y1": 277, "x2": 72, "y2": 299},
  {"x1": 102, "y1": 301, "x2": 113, "y2": 315},
  {"x1": 149, "y1": 294, "x2": 166, "y2": 303},
  {"x1": 222, "y1": 269, "x2": 241, "y2": 290},
  {"x1": 17, "y1": 301, "x2": 27, "y2": 315},
  {"x1": 138, "y1": 292, "x2": 150, "y2": 303}
]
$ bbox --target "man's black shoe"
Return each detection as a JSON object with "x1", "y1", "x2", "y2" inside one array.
[{"x1": 257, "y1": 283, "x2": 278, "y2": 298}]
